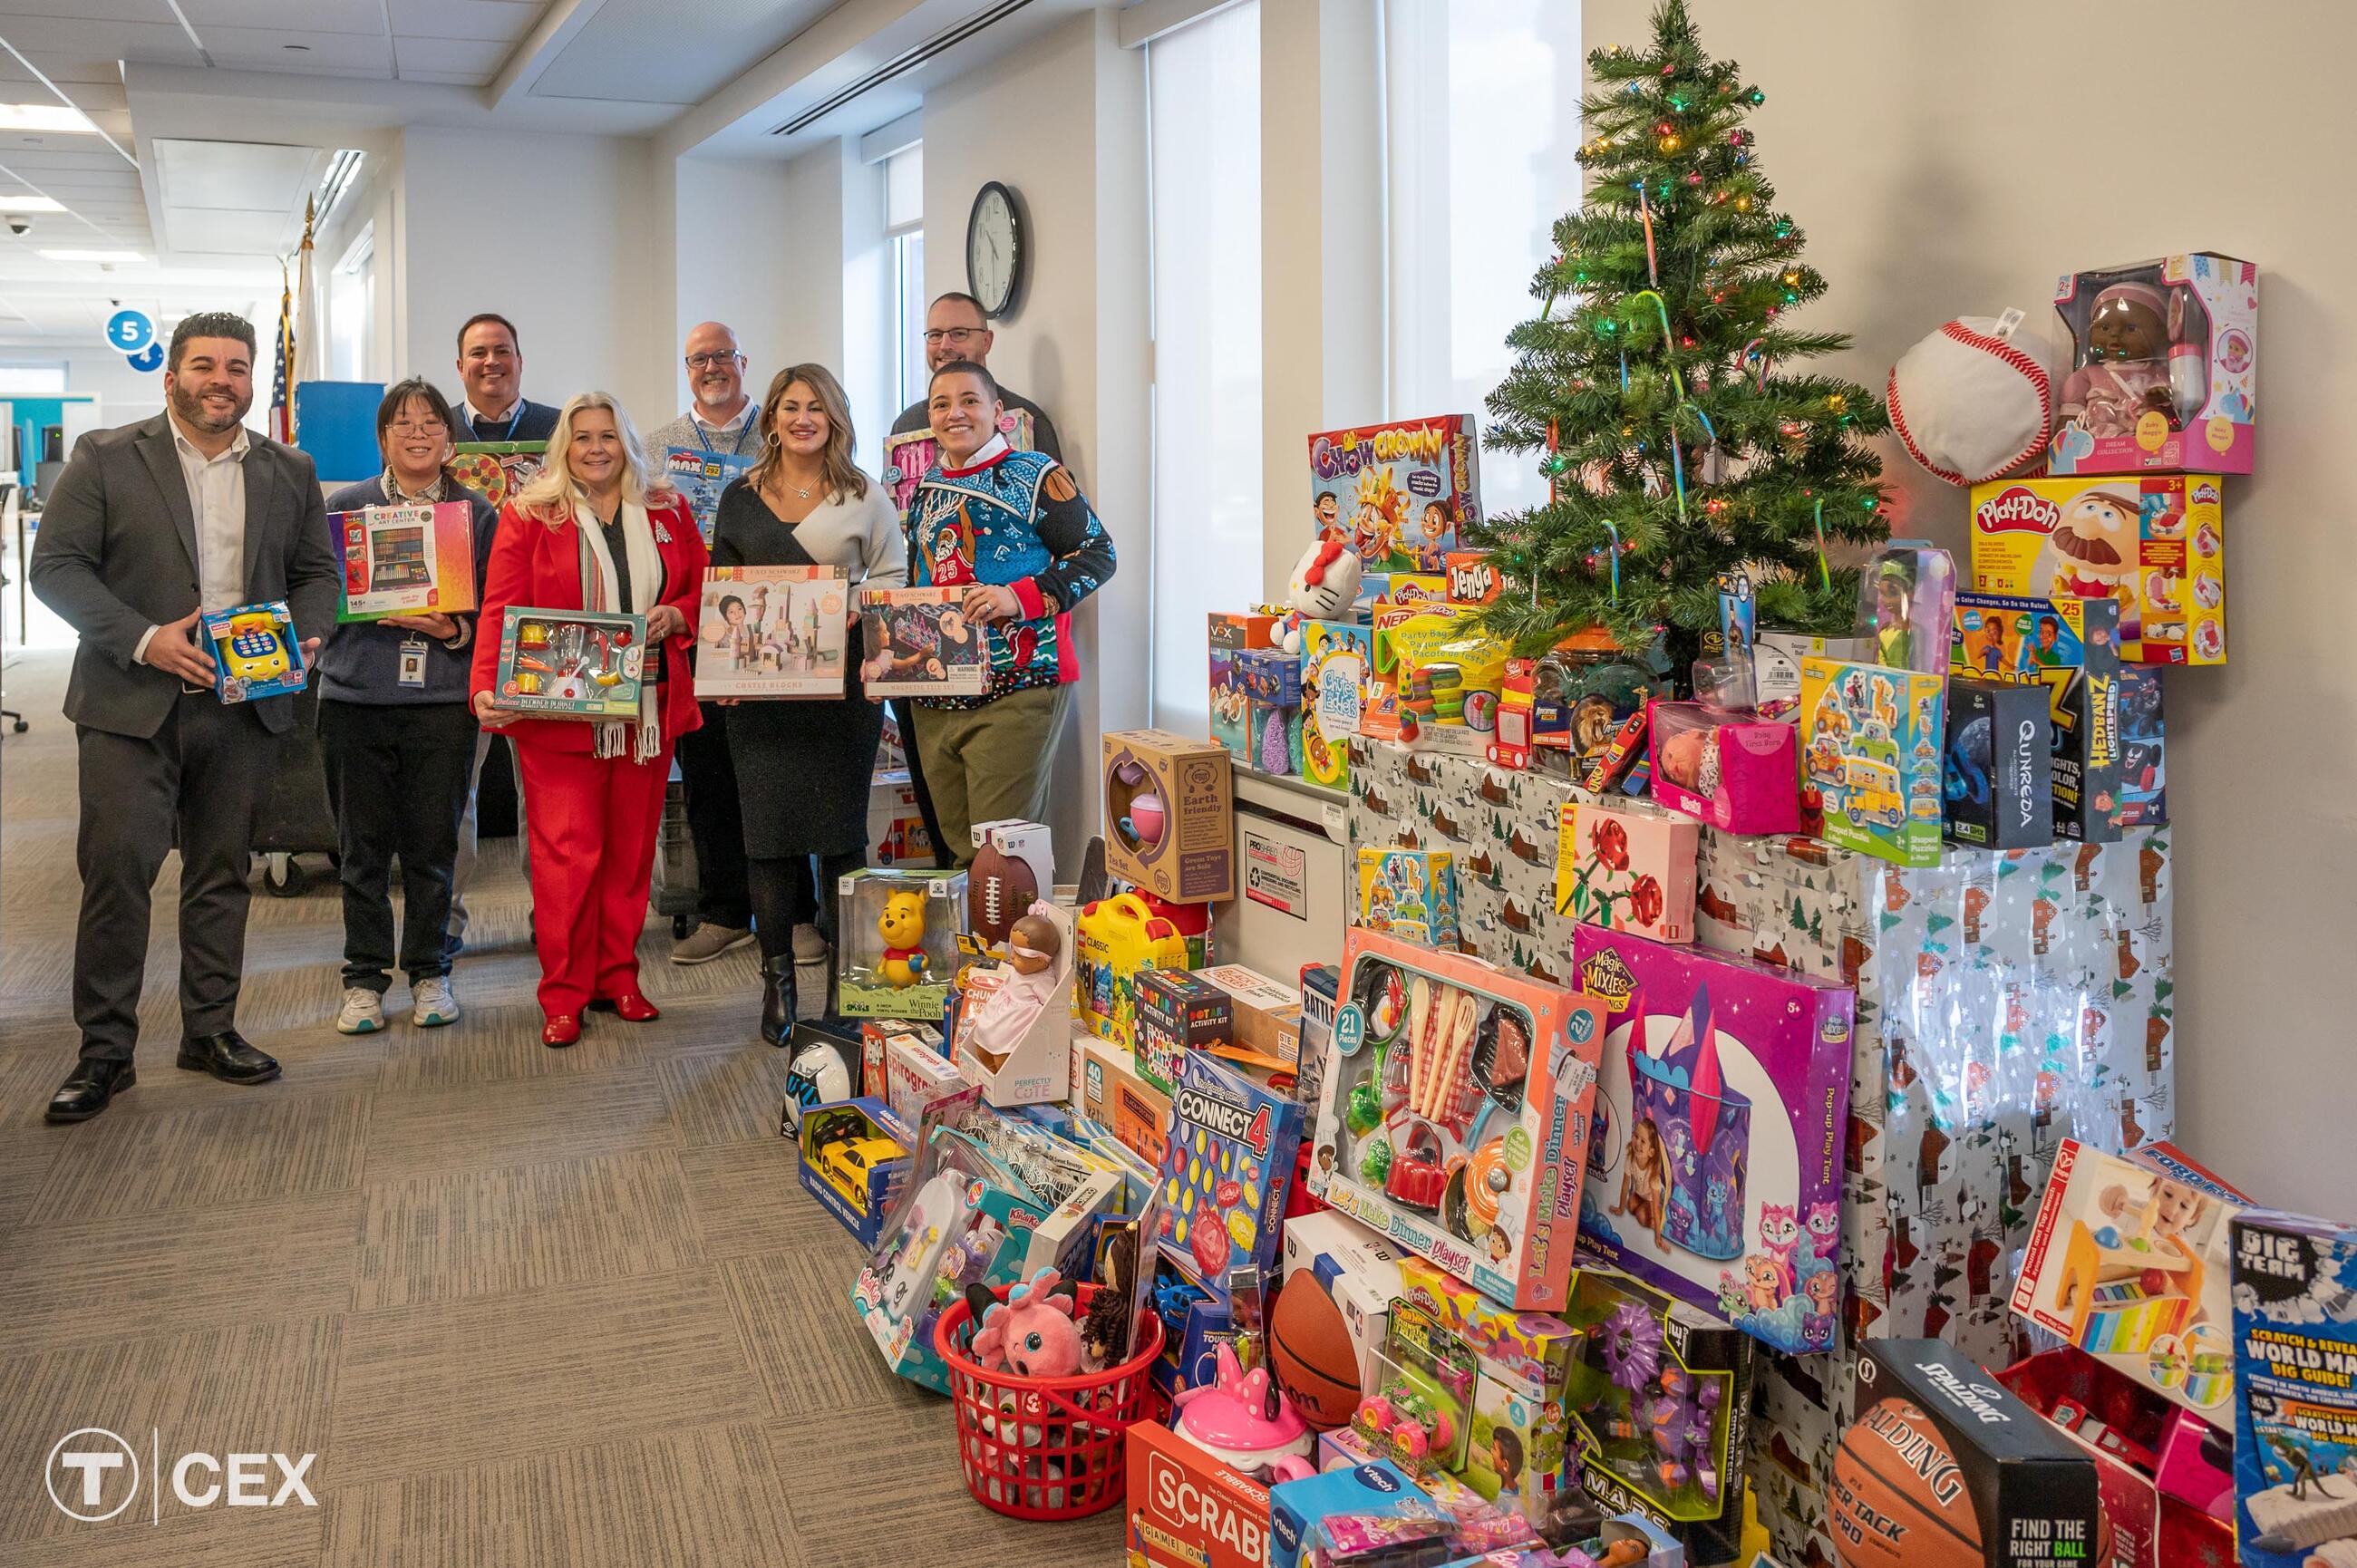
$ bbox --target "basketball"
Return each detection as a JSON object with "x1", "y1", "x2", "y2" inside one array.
[
  {"x1": 1830, "y1": 1396, "x2": 1984, "y2": 1568},
  {"x1": 968, "y1": 840, "x2": 1038, "y2": 947},
  {"x1": 1269, "y1": 1272, "x2": 1362, "y2": 1430}
]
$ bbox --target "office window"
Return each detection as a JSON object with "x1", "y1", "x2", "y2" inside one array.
[
  {"x1": 1147, "y1": 0, "x2": 1261, "y2": 736},
  {"x1": 1384, "y1": 0, "x2": 1581, "y2": 518},
  {"x1": 886, "y1": 144, "x2": 926, "y2": 418},
  {"x1": 0, "y1": 363, "x2": 65, "y2": 396},
  {"x1": 328, "y1": 227, "x2": 374, "y2": 381}
]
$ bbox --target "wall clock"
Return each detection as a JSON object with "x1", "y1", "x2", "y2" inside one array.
[{"x1": 965, "y1": 180, "x2": 1023, "y2": 318}]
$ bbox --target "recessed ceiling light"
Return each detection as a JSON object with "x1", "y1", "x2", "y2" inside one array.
[
  {"x1": 0, "y1": 196, "x2": 63, "y2": 213},
  {"x1": 0, "y1": 105, "x2": 97, "y2": 134},
  {"x1": 39, "y1": 249, "x2": 147, "y2": 264}
]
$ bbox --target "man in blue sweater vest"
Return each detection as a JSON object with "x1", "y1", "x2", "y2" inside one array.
[{"x1": 451, "y1": 313, "x2": 560, "y2": 442}]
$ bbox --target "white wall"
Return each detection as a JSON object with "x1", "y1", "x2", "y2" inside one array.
[
  {"x1": 395, "y1": 127, "x2": 666, "y2": 421},
  {"x1": 920, "y1": 9, "x2": 1151, "y2": 865},
  {"x1": 671, "y1": 155, "x2": 800, "y2": 422},
  {"x1": 62, "y1": 351, "x2": 166, "y2": 428},
  {"x1": 1580, "y1": 0, "x2": 2355, "y2": 1209}
]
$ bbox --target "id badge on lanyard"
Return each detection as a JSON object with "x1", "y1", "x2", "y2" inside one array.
[{"x1": 397, "y1": 636, "x2": 430, "y2": 689}]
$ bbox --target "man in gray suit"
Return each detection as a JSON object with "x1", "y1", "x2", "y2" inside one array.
[{"x1": 29, "y1": 311, "x2": 338, "y2": 1123}]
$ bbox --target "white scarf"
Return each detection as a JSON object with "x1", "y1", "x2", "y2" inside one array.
[{"x1": 577, "y1": 495, "x2": 664, "y2": 761}]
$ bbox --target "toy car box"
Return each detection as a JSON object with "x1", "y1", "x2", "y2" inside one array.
[
  {"x1": 1557, "y1": 799, "x2": 1699, "y2": 945},
  {"x1": 490, "y1": 606, "x2": 645, "y2": 720},
  {"x1": 1136, "y1": 967, "x2": 1236, "y2": 1096},
  {"x1": 1308, "y1": 414, "x2": 1483, "y2": 573},
  {"x1": 1968, "y1": 475, "x2": 2226, "y2": 665},
  {"x1": 1943, "y1": 678, "x2": 2054, "y2": 849},
  {"x1": 1155, "y1": 1051, "x2": 1305, "y2": 1298},
  {"x1": 1127, "y1": 1416, "x2": 1276, "y2": 1568},
  {"x1": 836, "y1": 867, "x2": 966, "y2": 1020},
  {"x1": 2229, "y1": 1209, "x2": 2357, "y2": 1568},
  {"x1": 1799, "y1": 657, "x2": 1947, "y2": 868},
  {"x1": 1211, "y1": 611, "x2": 1282, "y2": 765},
  {"x1": 202, "y1": 599, "x2": 308, "y2": 703},
  {"x1": 1950, "y1": 593, "x2": 2128, "y2": 843},
  {"x1": 857, "y1": 585, "x2": 990, "y2": 697},
  {"x1": 1834, "y1": 1340, "x2": 2102, "y2": 1568},
  {"x1": 694, "y1": 565, "x2": 849, "y2": 698},
  {"x1": 2046, "y1": 254, "x2": 2255, "y2": 477},
  {"x1": 796, "y1": 1097, "x2": 914, "y2": 1248},
  {"x1": 330, "y1": 500, "x2": 478, "y2": 621},
  {"x1": 1306, "y1": 928, "x2": 1606, "y2": 1312},
  {"x1": 2010, "y1": 1139, "x2": 2246, "y2": 1419},
  {"x1": 1104, "y1": 729, "x2": 1237, "y2": 903},
  {"x1": 1571, "y1": 928, "x2": 1854, "y2": 1354}
]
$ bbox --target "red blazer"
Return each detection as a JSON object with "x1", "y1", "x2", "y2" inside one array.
[{"x1": 470, "y1": 491, "x2": 707, "y2": 752}]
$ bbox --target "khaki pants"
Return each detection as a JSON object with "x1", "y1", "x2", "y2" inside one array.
[{"x1": 911, "y1": 683, "x2": 1072, "y2": 867}]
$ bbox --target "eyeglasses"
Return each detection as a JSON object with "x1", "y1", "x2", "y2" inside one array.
[
  {"x1": 684, "y1": 353, "x2": 743, "y2": 370},
  {"x1": 922, "y1": 327, "x2": 984, "y2": 346},
  {"x1": 388, "y1": 420, "x2": 447, "y2": 436}
]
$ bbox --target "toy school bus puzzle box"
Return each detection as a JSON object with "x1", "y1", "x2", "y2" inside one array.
[{"x1": 1307, "y1": 415, "x2": 1482, "y2": 573}]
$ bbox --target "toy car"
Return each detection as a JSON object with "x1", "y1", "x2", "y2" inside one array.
[{"x1": 813, "y1": 1134, "x2": 907, "y2": 1212}]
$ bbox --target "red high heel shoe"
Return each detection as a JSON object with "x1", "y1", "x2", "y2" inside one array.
[
  {"x1": 542, "y1": 1014, "x2": 581, "y2": 1048},
  {"x1": 607, "y1": 992, "x2": 660, "y2": 1023}
]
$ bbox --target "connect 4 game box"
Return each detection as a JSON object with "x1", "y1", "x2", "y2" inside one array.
[{"x1": 1154, "y1": 1051, "x2": 1304, "y2": 1300}]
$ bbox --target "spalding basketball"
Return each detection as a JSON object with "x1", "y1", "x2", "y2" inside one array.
[
  {"x1": 968, "y1": 840, "x2": 1038, "y2": 947},
  {"x1": 1830, "y1": 1396, "x2": 1983, "y2": 1568},
  {"x1": 1269, "y1": 1272, "x2": 1361, "y2": 1430}
]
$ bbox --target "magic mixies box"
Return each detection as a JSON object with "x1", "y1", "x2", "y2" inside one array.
[{"x1": 2228, "y1": 1211, "x2": 2357, "y2": 1568}]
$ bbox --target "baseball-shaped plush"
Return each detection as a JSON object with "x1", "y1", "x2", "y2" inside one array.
[
  {"x1": 1887, "y1": 315, "x2": 2066, "y2": 486},
  {"x1": 967, "y1": 839, "x2": 1038, "y2": 947},
  {"x1": 1288, "y1": 537, "x2": 1363, "y2": 621}
]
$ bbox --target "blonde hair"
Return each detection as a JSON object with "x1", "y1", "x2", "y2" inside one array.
[
  {"x1": 746, "y1": 363, "x2": 870, "y2": 505},
  {"x1": 517, "y1": 390, "x2": 674, "y2": 524}
]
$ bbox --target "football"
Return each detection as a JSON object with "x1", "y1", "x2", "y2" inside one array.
[{"x1": 968, "y1": 838, "x2": 1039, "y2": 947}]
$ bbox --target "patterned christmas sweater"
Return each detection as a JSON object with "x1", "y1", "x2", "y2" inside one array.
[{"x1": 908, "y1": 440, "x2": 1116, "y2": 708}]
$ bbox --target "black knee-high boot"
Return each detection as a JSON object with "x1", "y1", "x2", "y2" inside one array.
[{"x1": 761, "y1": 954, "x2": 796, "y2": 1046}]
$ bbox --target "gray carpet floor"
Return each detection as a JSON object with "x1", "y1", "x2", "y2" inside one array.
[{"x1": 0, "y1": 649, "x2": 1121, "y2": 1565}]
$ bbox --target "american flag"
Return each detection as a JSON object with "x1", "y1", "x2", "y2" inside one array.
[{"x1": 270, "y1": 262, "x2": 294, "y2": 443}]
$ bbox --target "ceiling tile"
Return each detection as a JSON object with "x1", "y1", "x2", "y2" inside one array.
[
  {"x1": 389, "y1": 0, "x2": 543, "y2": 44},
  {"x1": 0, "y1": 15, "x2": 199, "y2": 62},
  {"x1": 393, "y1": 34, "x2": 509, "y2": 80},
  {"x1": 153, "y1": 139, "x2": 323, "y2": 211},
  {"x1": 532, "y1": 0, "x2": 835, "y2": 107},
  {"x1": 179, "y1": 0, "x2": 386, "y2": 33},
  {"x1": 199, "y1": 26, "x2": 395, "y2": 76},
  {"x1": 163, "y1": 206, "x2": 303, "y2": 255}
]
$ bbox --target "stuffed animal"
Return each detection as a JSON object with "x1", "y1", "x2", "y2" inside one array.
[
  {"x1": 1279, "y1": 537, "x2": 1364, "y2": 652},
  {"x1": 968, "y1": 1268, "x2": 1083, "y2": 1379},
  {"x1": 1080, "y1": 1226, "x2": 1139, "y2": 1371},
  {"x1": 877, "y1": 889, "x2": 929, "y2": 988}
]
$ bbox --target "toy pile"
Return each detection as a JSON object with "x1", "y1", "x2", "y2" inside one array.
[{"x1": 771, "y1": 6, "x2": 2333, "y2": 1565}]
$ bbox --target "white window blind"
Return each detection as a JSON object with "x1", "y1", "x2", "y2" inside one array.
[
  {"x1": 1384, "y1": 0, "x2": 1581, "y2": 519},
  {"x1": 1147, "y1": 0, "x2": 1262, "y2": 737}
]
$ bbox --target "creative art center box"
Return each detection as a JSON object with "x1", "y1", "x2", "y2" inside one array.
[
  {"x1": 2009, "y1": 1139, "x2": 2245, "y2": 1420},
  {"x1": 1830, "y1": 1340, "x2": 2102, "y2": 1568},
  {"x1": 491, "y1": 608, "x2": 646, "y2": 720},
  {"x1": 1968, "y1": 475, "x2": 2226, "y2": 665},
  {"x1": 1950, "y1": 593, "x2": 2128, "y2": 843},
  {"x1": 1154, "y1": 1051, "x2": 1304, "y2": 1296},
  {"x1": 330, "y1": 501, "x2": 477, "y2": 620},
  {"x1": 1307, "y1": 414, "x2": 1483, "y2": 574},
  {"x1": 2228, "y1": 1210, "x2": 2357, "y2": 1568},
  {"x1": 202, "y1": 601, "x2": 307, "y2": 703},
  {"x1": 1305, "y1": 928, "x2": 1605, "y2": 1313},
  {"x1": 1570, "y1": 929, "x2": 1853, "y2": 1355},
  {"x1": 1799, "y1": 658, "x2": 1946, "y2": 869},
  {"x1": 694, "y1": 565, "x2": 848, "y2": 698},
  {"x1": 2045, "y1": 254, "x2": 2255, "y2": 478}
]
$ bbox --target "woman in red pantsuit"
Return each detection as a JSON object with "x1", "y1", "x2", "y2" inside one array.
[{"x1": 470, "y1": 392, "x2": 707, "y2": 1046}]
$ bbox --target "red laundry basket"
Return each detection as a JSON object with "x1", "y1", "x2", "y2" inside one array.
[{"x1": 935, "y1": 1282, "x2": 1166, "y2": 1520}]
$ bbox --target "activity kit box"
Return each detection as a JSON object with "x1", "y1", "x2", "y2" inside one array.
[
  {"x1": 1571, "y1": 928, "x2": 1854, "y2": 1355},
  {"x1": 330, "y1": 501, "x2": 477, "y2": 620},
  {"x1": 857, "y1": 586, "x2": 990, "y2": 697},
  {"x1": 490, "y1": 607, "x2": 645, "y2": 719},
  {"x1": 202, "y1": 600, "x2": 307, "y2": 703},
  {"x1": 1305, "y1": 927, "x2": 1606, "y2": 1313},
  {"x1": 1831, "y1": 1340, "x2": 2102, "y2": 1568},
  {"x1": 1968, "y1": 475, "x2": 2226, "y2": 665},
  {"x1": 1307, "y1": 413, "x2": 1483, "y2": 573},
  {"x1": 1135, "y1": 967, "x2": 1235, "y2": 1096},
  {"x1": 1556, "y1": 799, "x2": 1699, "y2": 945},
  {"x1": 2010, "y1": 1138, "x2": 2245, "y2": 1419},
  {"x1": 1942, "y1": 678, "x2": 2054, "y2": 849},
  {"x1": 2046, "y1": 254, "x2": 2256, "y2": 477},
  {"x1": 1154, "y1": 1050, "x2": 1305, "y2": 1297},
  {"x1": 1210, "y1": 611, "x2": 1281, "y2": 764},
  {"x1": 1951, "y1": 593, "x2": 2126, "y2": 842},
  {"x1": 1799, "y1": 658, "x2": 1946, "y2": 869},
  {"x1": 2229, "y1": 1210, "x2": 2357, "y2": 1568},
  {"x1": 1357, "y1": 847, "x2": 1462, "y2": 950},
  {"x1": 1103, "y1": 729, "x2": 1237, "y2": 903},
  {"x1": 694, "y1": 565, "x2": 848, "y2": 698},
  {"x1": 836, "y1": 866, "x2": 966, "y2": 1020}
]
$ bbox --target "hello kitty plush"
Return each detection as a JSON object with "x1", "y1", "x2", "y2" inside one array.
[{"x1": 1279, "y1": 537, "x2": 1364, "y2": 653}]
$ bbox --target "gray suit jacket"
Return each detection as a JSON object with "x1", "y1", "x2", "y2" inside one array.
[{"x1": 29, "y1": 412, "x2": 338, "y2": 738}]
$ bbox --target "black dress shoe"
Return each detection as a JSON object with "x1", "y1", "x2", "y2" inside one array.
[
  {"x1": 175, "y1": 1031, "x2": 281, "y2": 1085},
  {"x1": 46, "y1": 1060, "x2": 135, "y2": 1123},
  {"x1": 760, "y1": 955, "x2": 797, "y2": 1047}
]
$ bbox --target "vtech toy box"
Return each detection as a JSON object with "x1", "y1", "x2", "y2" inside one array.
[{"x1": 202, "y1": 599, "x2": 308, "y2": 703}]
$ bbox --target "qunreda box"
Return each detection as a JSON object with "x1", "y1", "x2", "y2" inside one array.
[
  {"x1": 1943, "y1": 678, "x2": 2054, "y2": 849},
  {"x1": 1832, "y1": 1340, "x2": 2102, "y2": 1568},
  {"x1": 1949, "y1": 593, "x2": 2126, "y2": 843}
]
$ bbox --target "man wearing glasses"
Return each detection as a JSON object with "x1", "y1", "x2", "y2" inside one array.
[
  {"x1": 888, "y1": 292, "x2": 1060, "y2": 868},
  {"x1": 642, "y1": 322, "x2": 758, "y2": 965}
]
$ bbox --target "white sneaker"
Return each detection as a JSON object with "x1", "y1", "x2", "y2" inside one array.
[
  {"x1": 412, "y1": 976, "x2": 461, "y2": 1028},
  {"x1": 336, "y1": 987, "x2": 384, "y2": 1035}
]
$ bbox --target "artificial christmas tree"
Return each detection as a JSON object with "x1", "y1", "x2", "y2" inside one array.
[{"x1": 1473, "y1": 0, "x2": 1890, "y2": 682}]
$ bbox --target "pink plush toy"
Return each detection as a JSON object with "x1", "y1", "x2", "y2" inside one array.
[
  {"x1": 967, "y1": 1268, "x2": 1083, "y2": 1379},
  {"x1": 1169, "y1": 1343, "x2": 1317, "y2": 1484}
]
